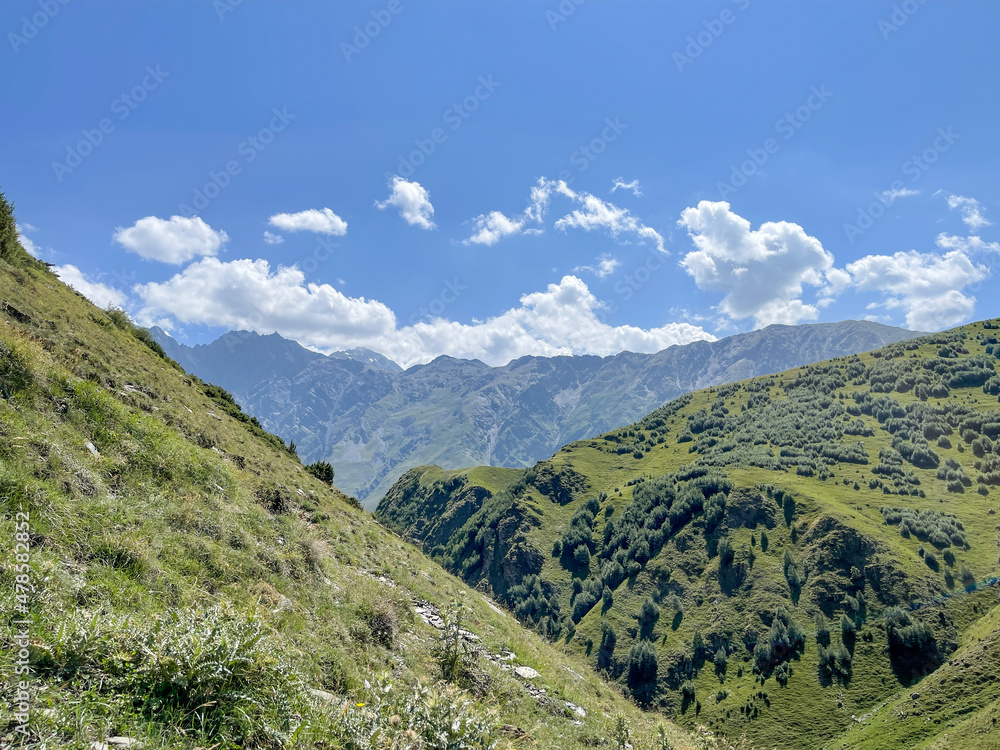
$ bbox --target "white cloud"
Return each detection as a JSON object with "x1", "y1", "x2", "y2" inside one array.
[
  {"x1": 574, "y1": 254, "x2": 620, "y2": 279},
  {"x1": 846, "y1": 249, "x2": 989, "y2": 330},
  {"x1": 879, "y1": 187, "x2": 918, "y2": 204},
  {"x1": 940, "y1": 193, "x2": 992, "y2": 230},
  {"x1": 134, "y1": 260, "x2": 714, "y2": 368},
  {"x1": 113, "y1": 215, "x2": 228, "y2": 264},
  {"x1": 375, "y1": 176, "x2": 436, "y2": 230},
  {"x1": 15, "y1": 224, "x2": 41, "y2": 257},
  {"x1": 263, "y1": 231, "x2": 285, "y2": 245},
  {"x1": 678, "y1": 201, "x2": 841, "y2": 327},
  {"x1": 55, "y1": 265, "x2": 127, "y2": 309},
  {"x1": 610, "y1": 178, "x2": 642, "y2": 197},
  {"x1": 463, "y1": 211, "x2": 527, "y2": 246},
  {"x1": 935, "y1": 233, "x2": 1000, "y2": 254},
  {"x1": 461, "y1": 178, "x2": 663, "y2": 251},
  {"x1": 553, "y1": 181, "x2": 665, "y2": 252},
  {"x1": 268, "y1": 207, "x2": 347, "y2": 236}
]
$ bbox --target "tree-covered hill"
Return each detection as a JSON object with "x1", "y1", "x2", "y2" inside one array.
[{"x1": 377, "y1": 320, "x2": 1000, "y2": 749}]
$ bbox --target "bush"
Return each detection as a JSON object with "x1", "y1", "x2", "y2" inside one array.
[
  {"x1": 433, "y1": 600, "x2": 478, "y2": 685},
  {"x1": 305, "y1": 460, "x2": 335, "y2": 485}
]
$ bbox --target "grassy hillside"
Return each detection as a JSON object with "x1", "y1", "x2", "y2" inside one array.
[
  {"x1": 377, "y1": 318, "x2": 1000, "y2": 749},
  {"x1": 0, "y1": 196, "x2": 713, "y2": 749}
]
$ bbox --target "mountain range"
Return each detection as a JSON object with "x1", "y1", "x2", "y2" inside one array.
[{"x1": 154, "y1": 321, "x2": 924, "y2": 507}]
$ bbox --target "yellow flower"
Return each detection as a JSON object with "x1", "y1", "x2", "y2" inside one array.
[{"x1": 356, "y1": 702, "x2": 366, "y2": 707}]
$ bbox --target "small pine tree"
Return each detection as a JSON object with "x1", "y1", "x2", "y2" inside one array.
[
  {"x1": 714, "y1": 647, "x2": 728, "y2": 672},
  {"x1": 815, "y1": 613, "x2": 831, "y2": 647},
  {"x1": 638, "y1": 598, "x2": 660, "y2": 640},
  {"x1": 692, "y1": 629, "x2": 705, "y2": 658},
  {"x1": 0, "y1": 188, "x2": 27, "y2": 266},
  {"x1": 598, "y1": 619, "x2": 617, "y2": 669},
  {"x1": 760, "y1": 530, "x2": 769, "y2": 552},
  {"x1": 305, "y1": 461, "x2": 335, "y2": 485},
  {"x1": 627, "y1": 642, "x2": 659, "y2": 705}
]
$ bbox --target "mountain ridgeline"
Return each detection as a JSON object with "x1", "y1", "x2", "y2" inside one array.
[
  {"x1": 154, "y1": 321, "x2": 922, "y2": 507},
  {"x1": 376, "y1": 321, "x2": 1000, "y2": 749}
]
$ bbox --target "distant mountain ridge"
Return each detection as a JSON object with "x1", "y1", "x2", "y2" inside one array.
[{"x1": 153, "y1": 321, "x2": 924, "y2": 507}]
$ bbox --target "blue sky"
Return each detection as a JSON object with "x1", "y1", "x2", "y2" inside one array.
[{"x1": 3, "y1": 0, "x2": 999, "y2": 367}]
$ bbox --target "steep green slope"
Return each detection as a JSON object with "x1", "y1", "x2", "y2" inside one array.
[
  {"x1": 0, "y1": 199, "x2": 709, "y2": 749},
  {"x1": 377, "y1": 320, "x2": 1000, "y2": 749}
]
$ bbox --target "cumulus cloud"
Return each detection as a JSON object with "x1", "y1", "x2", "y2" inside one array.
[
  {"x1": 461, "y1": 178, "x2": 663, "y2": 251},
  {"x1": 574, "y1": 254, "x2": 620, "y2": 279},
  {"x1": 268, "y1": 207, "x2": 347, "y2": 236},
  {"x1": 935, "y1": 233, "x2": 1000, "y2": 254},
  {"x1": 375, "y1": 176, "x2": 436, "y2": 230},
  {"x1": 464, "y1": 211, "x2": 528, "y2": 246},
  {"x1": 678, "y1": 201, "x2": 842, "y2": 327},
  {"x1": 55, "y1": 265, "x2": 127, "y2": 309},
  {"x1": 611, "y1": 178, "x2": 642, "y2": 196},
  {"x1": 879, "y1": 187, "x2": 918, "y2": 204},
  {"x1": 113, "y1": 215, "x2": 228, "y2": 264},
  {"x1": 134, "y1": 260, "x2": 714, "y2": 368},
  {"x1": 940, "y1": 193, "x2": 992, "y2": 230},
  {"x1": 846, "y1": 249, "x2": 989, "y2": 330},
  {"x1": 263, "y1": 231, "x2": 284, "y2": 245},
  {"x1": 553, "y1": 181, "x2": 665, "y2": 251}
]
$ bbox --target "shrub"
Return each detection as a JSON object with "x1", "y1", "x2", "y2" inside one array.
[
  {"x1": 305, "y1": 460, "x2": 335, "y2": 485},
  {"x1": 358, "y1": 599, "x2": 400, "y2": 648},
  {"x1": 434, "y1": 600, "x2": 477, "y2": 684}
]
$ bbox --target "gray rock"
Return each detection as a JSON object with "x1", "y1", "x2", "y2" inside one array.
[
  {"x1": 514, "y1": 666, "x2": 540, "y2": 680},
  {"x1": 107, "y1": 739, "x2": 142, "y2": 748}
]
